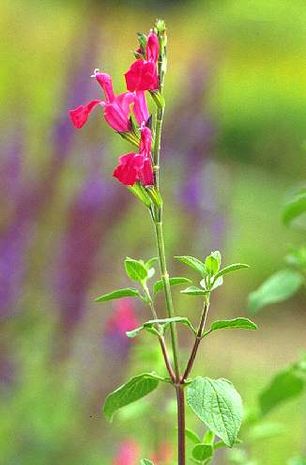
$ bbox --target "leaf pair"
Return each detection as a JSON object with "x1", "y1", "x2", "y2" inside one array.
[
  {"x1": 176, "y1": 252, "x2": 249, "y2": 296},
  {"x1": 104, "y1": 374, "x2": 244, "y2": 450}
]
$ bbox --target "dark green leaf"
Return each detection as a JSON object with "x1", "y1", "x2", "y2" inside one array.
[
  {"x1": 204, "y1": 318, "x2": 257, "y2": 336},
  {"x1": 125, "y1": 258, "x2": 148, "y2": 282},
  {"x1": 215, "y1": 264, "x2": 249, "y2": 280},
  {"x1": 192, "y1": 444, "x2": 214, "y2": 461},
  {"x1": 175, "y1": 255, "x2": 206, "y2": 276},
  {"x1": 283, "y1": 193, "x2": 306, "y2": 226},
  {"x1": 187, "y1": 377, "x2": 243, "y2": 447},
  {"x1": 248, "y1": 269, "x2": 304, "y2": 313},
  {"x1": 126, "y1": 316, "x2": 196, "y2": 338},
  {"x1": 140, "y1": 460, "x2": 155, "y2": 465},
  {"x1": 153, "y1": 277, "x2": 192, "y2": 295},
  {"x1": 181, "y1": 286, "x2": 210, "y2": 296},
  {"x1": 259, "y1": 369, "x2": 305, "y2": 415},
  {"x1": 103, "y1": 373, "x2": 161, "y2": 421},
  {"x1": 95, "y1": 288, "x2": 140, "y2": 302}
]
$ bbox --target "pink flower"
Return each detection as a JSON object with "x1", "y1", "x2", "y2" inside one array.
[
  {"x1": 112, "y1": 440, "x2": 140, "y2": 465},
  {"x1": 105, "y1": 299, "x2": 140, "y2": 336},
  {"x1": 69, "y1": 71, "x2": 134, "y2": 132},
  {"x1": 113, "y1": 126, "x2": 154, "y2": 186},
  {"x1": 125, "y1": 32, "x2": 159, "y2": 92}
]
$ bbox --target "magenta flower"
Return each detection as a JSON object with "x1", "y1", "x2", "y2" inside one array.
[
  {"x1": 69, "y1": 71, "x2": 134, "y2": 132},
  {"x1": 125, "y1": 32, "x2": 159, "y2": 92},
  {"x1": 113, "y1": 126, "x2": 154, "y2": 186}
]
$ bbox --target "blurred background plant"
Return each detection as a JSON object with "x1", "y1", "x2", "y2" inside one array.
[{"x1": 1, "y1": 0, "x2": 306, "y2": 464}]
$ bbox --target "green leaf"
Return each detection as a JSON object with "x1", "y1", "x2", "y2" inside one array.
[
  {"x1": 248, "y1": 269, "x2": 304, "y2": 313},
  {"x1": 181, "y1": 286, "x2": 210, "y2": 296},
  {"x1": 204, "y1": 318, "x2": 257, "y2": 336},
  {"x1": 95, "y1": 288, "x2": 140, "y2": 302},
  {"x1": 175, "y1": 255, "x2": 206, "y2": 276},
  {"x1": 283, "y1": 192, "x2": 306, "y2": 226},
  {"x1": 185, "y1": 428, "x2": 201, "y2": 444},
  {"x1": 259, "y1": 368, "x2": 305, "y2": 415},
  {"x1": 140, "y1": 460, "x2": 155, "y2": 465},
  {"x1": 153, "y1": 277, "x2": 192, "y2": 295},
  {"x1": 192, "y1": 444, "x2": 214, "y2": 462},
  {"x1": 125, "y1": 257, "x2": 148, "y2": 282},
  {"x1": 187, "y1": 377, "x2": 243, "y2": 447},
  {"x1": 215, "y1": 264, "x2": 249, "y2": 280},
  {"x1": 126, "y1": 316, "x2": 196, "y2": 338},
  {"x1": 103, "y1": 373, "x2": 161, "y2": 421},
  {"x1": 145, "y1": 257, "x2": 158, "y2": 269},
  {"x1": 205, "y1": 251, "x2": 221, "y2": 275}
]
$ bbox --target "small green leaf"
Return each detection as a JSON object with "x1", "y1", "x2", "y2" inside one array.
[
  {"x1": 140, "y1": 459, "x2": 155, "y2": 465},
  {"x1": 204, "y1": 318, "x2": 257, "y2": 336},
  {"x1": 192, "y1": 444, "x2": 214, "y2": 461},
  {"x1": 128, "y1": 183, "x2": 152, "y2": 207},
  {"x1": 205, "y1": 251, "x2": 221, "y2": 275},
  {"x1": 103, "y1": 373, "x2": 161, "y2": 421},
  {"x1": 187, "y1": 377, "x2": 243, "y2": 447},
  {"x1": 125, "y1": 257, "x2": 148, "y2": 282},
  {"x1": 283, "y1": 192, "x2": 306, "y2": 226},
  {"x1": 145, "y1": 257, "x2": 158, "y2": 269},
  {"x1": 153, "y1": 277, "x2": 192, "y2": 296},
  {"x1": 215, "y1": 263, "x2": 249, "y2": 280},
  {"x1": 126, "y1": 316, "x2": 196, "y2": 338},
  {"x1": 175, "y1": 255, "x2": 206, "y2": 276},
  {"x1": 95, "y1": 288, "x2": 140, "y2": 302},
  {"x1": 185, "y1": 428, "x2": 201, "y2": 444},
  {"x1": 248, "y1": 269, "x2": 304, "y2": 313},
  {"x1": 259, "y1": 368, "x2": 305, "y2": 415},
  {"x1": 181, "y1": 286, "x2": 210, "y2": 296}
]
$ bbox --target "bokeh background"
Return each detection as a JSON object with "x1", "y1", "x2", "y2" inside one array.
[{"x1": 1, "y1": 0, "x2": 306, "y2": 464}]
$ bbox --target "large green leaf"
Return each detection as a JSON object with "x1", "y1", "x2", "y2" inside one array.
[
  {"x1": 204, "y1": 317, "x2": 257, "y2": 336},
  {"x1": 175, "y1": 255, "x2": 206, "y2": 276},
  {"x1": 95, "y1": 288, "x2": 140, "y2": 302},
  {"x1": 192, "y1": 444, "x2": 214, "y2": 461},
  {"x1": 248, "y1": 269, "x2": 304, "y2": 313},
  {"x1": 214, "y1": 263, "x2": 249, "y2": 280},
  {"x1": 124, "y1": 258, "x2": 148, "y2": 282},
  {"x1": 187, "y1": 377, "x2": 243, "y2": 447},
  {"x1": 153, "y1": 277, "x2": 192, "y2": 296},
  {"x1": 259, "y1": 368, "x2": 305, "y2": 415},
  {"x1": 103, "y1": 373, "x2": 161, "y2": 421},
  {"x1": 126, "y1": 316, "x2": 196, "y2": 338}
]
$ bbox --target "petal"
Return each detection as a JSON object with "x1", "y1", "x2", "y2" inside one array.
[
  {"x1": 93, "y1": 71, "x2": 115, "y2": 102},
  {"x1": 113, "y1": 153, "x2": 142, "y2": 186},
  {"x1": 104, "y1": 102, "x2": 131, "y2": 132},
  {"x1": 139, "y1": 126, "x2": 152, "y2": 156},
  {"x1": 133, "y1": 91, "x2": 149, "y2": 125},
  {"x1": 139, "y1": 157, "x2": 154, "y2": 186},
  {"x1": 69, "y1": 99, "x2": 101, "y2": 128},
  {"x1": 146, "y1": 32, "x2": 159, "y2": 63}
]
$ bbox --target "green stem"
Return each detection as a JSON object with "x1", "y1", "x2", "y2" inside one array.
[
  {"x1": 154, "y1": 219, "x2": 180, "y2": 380},
  {"x1": 153, "y1": 106, "x2": 165, "y2": 189}
]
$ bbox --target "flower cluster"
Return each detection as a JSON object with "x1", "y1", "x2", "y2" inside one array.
[{"x1": 69, "y1": 31, "x2": 160, "y2": 187}]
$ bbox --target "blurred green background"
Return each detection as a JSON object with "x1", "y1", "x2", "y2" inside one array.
[{"x1": 1, "y1": 0, "x2": 306, "y2": 464}]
